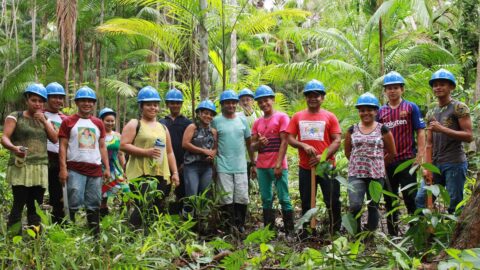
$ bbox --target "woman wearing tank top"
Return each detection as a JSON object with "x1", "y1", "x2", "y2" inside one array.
[
  {"x1": 1, "y1": 84, "x2": 57, "y2": 236},
  {"x1": 344, "y1": 93, "x2": 396, "y2": 233},
  {"x1": 182, "y1": 100, "x2": 217, "y2": 217},
  {"x1": 120, "y1": 86, "x2": 179, "y2": 230}
]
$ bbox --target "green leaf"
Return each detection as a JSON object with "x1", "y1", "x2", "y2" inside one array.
[
  {"x1": 423, "y1": 184, "x2": 440, "y2": 197},
  {"x1": 421, "y1": 163, "x2": 441, "y2": 175},
  {"x1": 341, "y1": 213, "x2": 357, "y2": 235},
  {"x1": 26, "y1": 229, "x2": 36, "y2": 238},
  {"x1": 393, "y1": 158, "x2": 415, "y2": 176},
  {"x1": 244, "y1": 226, "x2": 275, "y2": 245},
  {"x1": 335, "y1": 175, "x2": 356, "y2": 192},
  {"x1": 12, "y1": 236, "x2": 22, "y2": 244},
  {"x1": 320, "y1": 148, "x2": 329, "y2": 162},
  {"x1": 368, "y1": 181, "x2": 383, "y2": 203},
  {"x1": 438, "y1": 185, "x2": 450, "y2": 206},
  {"x1": 295, "y1": 208, "x2": 318, "y2": 232},
  {"x1": 409, "y1": 163, "x2": 420, "y2": 175}
]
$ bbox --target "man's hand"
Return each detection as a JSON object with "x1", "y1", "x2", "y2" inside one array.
[
  {"x1": 250, "y1": 166, "x2": 257, "y2": 180},
  {"x1": 308, "y1": 154, "x2": 320, "y2": 168},
  {"x1": 303, "y1": 144, "x2": 317, "y2": 157},
  {"x1": 423, "y1": 169, "x2": 433, "y2": 185},
  {"x1": 171, "y1": 173, "x2": 180, "y2": 186},
  {"x1": 258, "y1": 133, "x2": 269, "y2": 148},
  {"x1": 103, "y1": 170, "x2": 111, "y2": 181},
  {"x1": 59, "y1": 169, "x2": 68, "y2": 185},
  {"x1": 274, "y1": 165, "x2": 282, "y2": 179}
]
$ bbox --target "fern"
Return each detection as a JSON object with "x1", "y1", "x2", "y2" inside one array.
[
  {"x1": 219, "y1": 249, "x2": 248, "y2": 270},
  {"x1": 243, "y1": 226, "x2": 276, "y2": 245}
]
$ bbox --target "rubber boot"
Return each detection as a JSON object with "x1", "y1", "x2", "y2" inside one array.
[
  {"x1": 86, "y1": 210, "x2": 100, "y2": 236},
  {"x1": 234, "y1": 204, "x2": 247, "y2": 233},
  {"x1": 263, "y1": 209, "x2": 275, "y2": 230},
  {"x1": 220, "y1": 204, "x2": 235, "y2": 233},
  {"x1": 69, "y1": 209, "x2": 77, "y2": 223},
  {"x1": 7, "y1": 213, "x2": 22, "y2": 237},
  {"x1": 282, "y1": 210, "x2": 294, "y2": 236}
]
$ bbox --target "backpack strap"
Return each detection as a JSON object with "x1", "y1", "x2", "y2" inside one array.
[{"x1": 132, "y1": 119, "x2": 141, "y2": 144}]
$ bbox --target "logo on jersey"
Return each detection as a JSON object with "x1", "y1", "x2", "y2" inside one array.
[{"x1": 384, "y1": 119, "x2": 407, "y2": 129}]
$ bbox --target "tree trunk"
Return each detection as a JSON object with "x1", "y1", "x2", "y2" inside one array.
[
  {"x1": 96, "y1": 0, "x2": 104, "y2": 108},
  {"x1": 230, "y1": 0, "x2": 238, "y2": 85},
  {"x1": 77, "y1": 35, "x2": 84, "y2": 84},
  {"x1": 198, "y1": 0, "x2": 210, "y2": 99},
  {"x1": 474, "y1": 22, "x2": 480, "y2": 102},
  {"x1": 31, "y1": 0, "x2": 37, "y2": 81}
]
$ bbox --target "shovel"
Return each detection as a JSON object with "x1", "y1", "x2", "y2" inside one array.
[
  {"x1": 310, "y1": 168, "x2": 316, "y2": 229},
  {"x1": 62, "y1": 184, "x2": 70, "y2": 220}
]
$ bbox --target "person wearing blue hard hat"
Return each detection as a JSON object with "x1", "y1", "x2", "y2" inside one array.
[
  {"x1": 44, "y1": 82, "x2": 68, "y2": 224},
  {"x1": 160, "y1": 88, "x2": 192, "y2": 215},
  {"x1": 98, "y1": 108, "x2": 129, "y2": 217},
  {"x1": 250, "y1": 85, "x2": 294, "y2": 236},
  {"x1": 58, "y1": 85, "x2": 110, "y2": 235},
  {"x1": 213, "y1": 89, "x2": 256, "y2": 233},
  {"x1": 121, "y1": 86, "x2": 179, "y2": 229},
  {"x1": 377, "y1": 72, "x2": 426, "y2": 236},
  {"x1": 415, "y1": 69, "x2": 473, "y2": 215},
  {"x1": 285, "y1": 79, "x2": 342, "y2": 235},
  {"x1": 345, "y1": 92, "x2": 396, "y2": 233},
  {"x1": 2, "y1": 83, "x2": 58, "y2": 236},
  {"x1": 181, "y1": 100, "x2": 218, "y2": 221}
]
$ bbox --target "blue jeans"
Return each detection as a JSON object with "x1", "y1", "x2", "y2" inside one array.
[
  {"x1": 348, "y1": 176, "x2": 384, "y2": 232},
  {"x1": 67, "y1": 170, "x2": 102, "y2": 211},
  {"x1": 184, "y1": 162, "x2": 213, "y2": 196},
  {"x1": 415, "y1": 162, "x2": 467, "y2": 213}
]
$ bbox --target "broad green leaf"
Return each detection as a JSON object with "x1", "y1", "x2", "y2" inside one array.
[
  {"x1": 341, "y1": 213, "x2": 357, "y2": 235},
  {"x1": 438, "y1": 185, "x2": 450, "y2": 206},
  {"x1": 295, "y1": 208, "x2": 318, "y2": 232},
  {"x1": 335, "y1": 175, "x2": 355, "y2": 192},
  {"x1": 421, "y1": 163, "x2": 441, "y2": 174},
  {"x1": 409, "y1": 163, "x2": 420, "y2": 175},
  {"x1": 382, "y1": 189, "x2": 399, "y2": 199},
  {"x1": 423, "y1": 184, "x2": 440, "y2": 197},
  {"x1": 12, "y1": 236, "x2": 22, "y2": 244},
  {"x1": 320, "y1": 148, "x2": 329, "y2": 162},
  {"x1": 393, "y1": 158, "x2": 415, "y2": 176},
  {"x1": 368, "y1": 181, "x2": 383, "y2": 203},
  {"x1": 26, "y1": 228, "x2": 36, "y2": 238},
  {"x1": 431, "y1": 216, "x2": 439, "y2": 228}
]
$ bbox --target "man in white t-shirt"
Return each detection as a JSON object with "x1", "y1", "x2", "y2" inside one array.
[
  {"x1": 58, "y1": 86, "x2": 110, "y2": 235},
  {"x1": 44, "y1": 82, "x2": 68, "y2": 224}
]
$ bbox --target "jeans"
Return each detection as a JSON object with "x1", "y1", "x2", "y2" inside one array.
[
  {"x1": 299, "y1": 167, "x2": 341, "y2": 232},
  {"x1": 7, "y1": 185, "x2": 45, "y2": 233},
  {"x1": 184, "y1": 163, "x2": 213, "y2": 197},
  {"x1": 385, "y1": 160, "x2": 418, "y2": 235},
  {"x1": 48, "y1": 157, "x2": 64, "y2": 223},
  {"x1": 257, "y1": 168, "x2": 292, "y2": 211},
  {"x1": 67, "y1": 170, "x2": 102, "y2": 211},
  {"x1": 348, "y1": 177, "x2": 384, "y2": 232},
  {"x1": 415, "y1": 162, "x2": 467, "y2": 214},
  {"x1": 129, "y1": 176, "x2": 171, "y2": 229}
]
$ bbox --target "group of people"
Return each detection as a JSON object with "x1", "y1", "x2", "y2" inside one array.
[{"x1": 1, "y1": 67, "x2": 472, "y2": 239}]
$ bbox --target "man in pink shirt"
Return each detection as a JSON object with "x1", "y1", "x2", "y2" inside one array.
[{"x1": 286, "y1": 80, "x2": 342, "y2": 235}]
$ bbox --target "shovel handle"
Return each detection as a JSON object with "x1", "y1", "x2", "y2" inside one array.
[{"x1": 310, "y1": 168, "x2": 316, "y2": 229}]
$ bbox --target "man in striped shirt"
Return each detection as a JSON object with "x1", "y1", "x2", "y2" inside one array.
[{"x1": 377, "y1": 71, "x2": 425, "y2": 236}]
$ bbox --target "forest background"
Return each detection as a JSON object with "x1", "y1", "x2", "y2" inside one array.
[{"x1": 1, "y1": 0, "x2": 480, "y2": 269}]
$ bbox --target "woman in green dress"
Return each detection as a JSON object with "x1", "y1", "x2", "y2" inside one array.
[
  {"x1": 1, "y1": 83, "x2": 58, "y2": 235},
  {"x1": 98, "y1": 108, "x2": 128, "y2": 216}
]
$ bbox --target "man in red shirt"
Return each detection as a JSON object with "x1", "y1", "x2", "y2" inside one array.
[
  {"x1": 58, "y1": 86, "x2": 110, "y2": 235},
  {"x1": 286, "y1": 79, "x2": 342, "y2": 235}
]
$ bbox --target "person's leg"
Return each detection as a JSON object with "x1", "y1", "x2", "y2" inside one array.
[
  {"x1": 365, "y1": 178, "x2": 384, "y2": 231},
  {"x1": 348, "y1": 177, "x2": 367, "y2": 233},
  {"x1": 85, "y1": 176, "x2": 102, "y2": 235},
  {"x1": 298, "y1": 167, "x2": 314, "y2": 215},
  {"x1": 319, "y1": 173, "x2": 342, "y2": 233},
  {"x1": 197, "y1": 165, "x2": 213, "y2": 195},
  {"x1": 385, "y1": 162, "x2": 401, "y2": 235},
  {"x1": 154, "y1": 176, "x2": 171, "y2": 216},
  {"x1": 48, "y1": 159, "x2": 64, "y2": 223},
  {"x1": 67, "y1": 170, "x2": 87, "y2": 222},
  {"x1": 217, "y1": 173, "x2": 235, "y2": 229},
  {"x1": 275, "y1": 169, "x2": 294, "y2": 234},
  {"x1": 233, "y1": 173, "x2": 249, "y2": 232},
  {"x1": 129, "y1": 180, "x2": 150, "y2": 229},
  {"x1": 257, "y1": 168, "x2": 275, "y2": 228},
  {"x1": 183, "y1": 164, "x2": 201, "y2": 216},
  {"x1": 7, "y1": 185, "x2": 28, "y2": 235},
  {"x1": 26, "y1": 186, "x2": 45, "y2": 227},
  {"x1": 444, "y1": 162, "x2": 468, "y2": 214}
]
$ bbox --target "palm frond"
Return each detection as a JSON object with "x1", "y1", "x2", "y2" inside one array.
[
  {"x1": 101, "y1": 78, "x2": 137, "y2": 97},
  {"x1": 119, "y1": 61, "x2": 179, "y2": 78}
]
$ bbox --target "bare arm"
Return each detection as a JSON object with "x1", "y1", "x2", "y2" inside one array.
[
  {"x1": 326, "y1": 133, "x2": 342, "y2": 160},
  {"x1": 287, "y1": 133, "x2": 316, "y2": 157},
  {"x1": 246, "y1": 136, "x2": 256, "y2": 163},
  {"x1": 99, "y1": 137, "x2": 110, "y2": 174},
  {"x1": 1, "y1": 117, "x2": 23, "y2": 156},
  {"x1": 383, "y1": 131, "x2": 396, "y2": 164},
  {"x1": 429, "y1": 115, "x2": 473, "y2": 143},
  {"x1": 416, "y1": 129, "x2": 426, "y2": 164},
  {"x1": 58, "y1": 137, "x2": 69, "y2": 184},
  {"x1": 165, "y1": 128, "x2": 179, "y2": 186},
  {"x1": 276, "y1": 132, "x2": 288, "y2": 169},
  {"x1": 120, "y1": 119, "x2": 154, "y2": 157},
  {"x1": 182, "y1": 124, "x2": 206, "y2": 154}
]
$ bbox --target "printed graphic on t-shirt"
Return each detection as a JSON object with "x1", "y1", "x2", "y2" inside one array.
[
  {"x1": 78, "y1": 127, "x2": 96, "y2": 149},
  {"x1": 52, "y1": 121, "x2": 61, "y2": 132},
  {"x1": 299, "y1": 120, "x2": 325, "y2": 141}
]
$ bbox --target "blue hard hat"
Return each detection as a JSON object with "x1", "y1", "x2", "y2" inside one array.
[
  {"x1": 254, "y1": 85, "x2": 275, "y2": 100},
  {"x1": 46, "y1": 82, "x2": 66, "y2": 96},
  {"x1": 98, "y1": 107, "x2": 116, "y2": 119},
  {"x1": 429, "y1": 68, "x2": 456, "y2": 87},
  {"x1": 137, "y1": 86, "x2": 161, "y2": 103},
  {"x1": 24, "y1": 83, "x2": 47, "y2": 101},
  {"x1": 196, "y1": 99, "x2": 217, "y2": 115},
  {"x1": 304, "y1": 79, "x2": 326, "y2": 94},
  {"x1": 355, "y1": 92, "x2": 380, "y2": 109},
  {"x1": 219, "y1": 89, "x2": 239, "y2": 103},
  {"x1": 238, "y1": 88, "x2": 254, "y2": 99},
  {"x1": 74, "y1": 86, "x2": 97, "y2": 101},
  {"x1": 383, "y1": 71, "x2": 405, "y2": 86},
  {"x1": 165, "y1": 88, "x2": 183, "y2": 102}
]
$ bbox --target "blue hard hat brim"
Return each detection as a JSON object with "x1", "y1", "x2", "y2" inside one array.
[
  {"x1": 24, "y1": 91, "x2": 47, "y2": 101},
  {"x1": 165, "y1": 98, "x2": 184, "y2": 102},
  {"x1": 254, "y1": 94, "x2": 275, "y2": 100},
  {"x1": 239, "y1": 94, "x2": 254, "y2": 98},
  {"x1": 304, "y1": 90, "x2": 326, "y2": 94},
  {"x1": 47, "y1": 92, "x2": 67, "y2": 96},
  {"x1": 383, "y1": 81, "x2": 405, "y2": 86},
  {"x1": 355, "y1": 103, "x2": 379, "y2": 109},
  {"x1": 75, "y1": 97, "x2": 97, "y2": 101},
  {"x1": 429, "y1": 78, "x2": 456, "y2": 87},
  {"x1": 220, "y1": 98, "x2": 239, "y2": 103},
  {"x1": 196, "y1": 108, "x2": 217, "y2": 115},
  {"x1": 100, "y1": 112, "x2": 116, "y2": 118}
]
